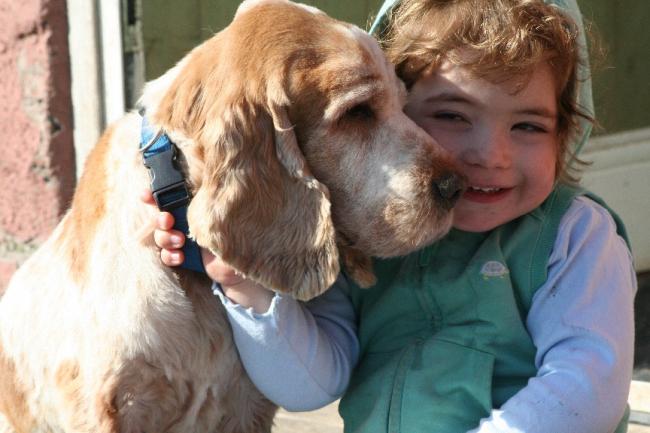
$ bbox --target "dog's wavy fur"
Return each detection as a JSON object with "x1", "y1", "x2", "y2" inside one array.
[{"x1": 0, "y1": 0, "x2": 458, "y2": 431}]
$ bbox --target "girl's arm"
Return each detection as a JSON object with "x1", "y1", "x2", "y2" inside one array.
[
  {"x1": 469, "y1": 196, "x2": 637, "y2": 433},
  {"x1": 215, "y1": 276, "x2": 359, "y2": 411}
]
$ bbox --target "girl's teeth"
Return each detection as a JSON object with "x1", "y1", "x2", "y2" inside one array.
[{"x1": 470, "y1": 186, "x2": 501, "y2": 193}]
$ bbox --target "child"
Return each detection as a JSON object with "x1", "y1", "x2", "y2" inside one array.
[{"x1": 148, "y1": 1, "x2": 637, "y2": 432}]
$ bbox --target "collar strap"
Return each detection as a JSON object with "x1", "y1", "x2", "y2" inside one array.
[{"x1": 140, "y1": 115, "x2": 206, "y2": 274}]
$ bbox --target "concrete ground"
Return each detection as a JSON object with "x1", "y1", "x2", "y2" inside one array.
[
  {"x1": 629, "y1": 380, "x2": 650, "y2": 433},
  {"x1": 273, "y1": 273, "x2": 650, "y2": 433},
  {"x1": 273, "y1": 403, "x2": 342, "y2": 433},
  {"x1": 628, "y1": 272, "x2": 650, "y2": 432}
]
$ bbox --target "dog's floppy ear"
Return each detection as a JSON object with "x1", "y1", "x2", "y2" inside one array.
[
  {"x1": 186, "y1": 97, "x2": 340, "y2": 301},
  {"x1": 339, "y1": 244, "x2": 377, "y2": 289}
]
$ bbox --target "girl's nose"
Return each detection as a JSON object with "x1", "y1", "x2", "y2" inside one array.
[{"x1": 462, "y1": 127, "x2": 512, "y2": 169}]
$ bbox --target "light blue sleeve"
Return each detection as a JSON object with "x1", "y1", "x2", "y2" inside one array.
[
  {"x1": 468, "y1": 197, "x2": 637, "y2": 433},
  {"x1": 213, "y1": 275, "x2": 359, "y2": 411}
]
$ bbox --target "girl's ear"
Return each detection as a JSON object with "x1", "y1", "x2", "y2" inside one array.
[{"x1": 187, "y1": 100, "x2": 340, "y2": 301}]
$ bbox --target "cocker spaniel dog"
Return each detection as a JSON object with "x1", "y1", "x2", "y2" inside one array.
[{"x1": 0, "y1": 0, "x2": 462, "y2": 432}]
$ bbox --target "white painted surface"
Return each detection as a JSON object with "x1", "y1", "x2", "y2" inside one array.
[
  {"x1": 582, "y1": 128, "x2": 650, "y2": 272},
  {"x1": 99, "y1": 0, "x2": 126, "y2": 124},
  {"x1": 66, "y1": 0, "x2": 103, "y2": 175},
  {"x1": 66, "y1": 0, "x2": 125, "y2": 176}
]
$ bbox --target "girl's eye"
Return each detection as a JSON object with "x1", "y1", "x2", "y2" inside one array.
[
  {"x1": 433, "y1": 112, "x2": 467, "y2": 122},
  {"x1": 513, "y1": 122, "x2": 548, "y2": 133}
]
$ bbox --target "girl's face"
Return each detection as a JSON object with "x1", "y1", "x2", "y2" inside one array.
[{"x1": 405, "y1": 60, "x2": 559, "y2": 232}]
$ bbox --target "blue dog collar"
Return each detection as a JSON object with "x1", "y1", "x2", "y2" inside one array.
[{"x1": 140, "y1": 115, "x2": 206, "y2": 274}]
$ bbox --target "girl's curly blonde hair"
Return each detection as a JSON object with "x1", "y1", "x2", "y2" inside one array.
[{"x1": 379, "y1": 0, "x2": 593, "y2": 183}]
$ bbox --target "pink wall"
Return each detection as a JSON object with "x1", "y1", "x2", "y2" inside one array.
[{"x1": 0, "y1": 0, "x2": 75, "y2": 290}]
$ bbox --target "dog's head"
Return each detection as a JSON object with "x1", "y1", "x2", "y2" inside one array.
[{"x1": 142, "y1": 0, "x2": 462, "y2": 300}]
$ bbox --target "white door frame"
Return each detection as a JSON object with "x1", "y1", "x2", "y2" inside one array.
[{"x1": 66, "y1": 0, "x2": 126, "y2": 175}]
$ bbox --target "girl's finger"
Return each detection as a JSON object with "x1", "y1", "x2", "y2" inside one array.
[
  {"x1": 154, "y1": 229, "x2": 185, "y2": 250},
  {"x1": 161, "y1": 249, "x2": 184, "y2": 267},
  {"x1": 140, "y1": 189, "x2": 156, "y2": 204},
  {"x1": 156, "y1": 212, "x2": 175, "y2": 230}
]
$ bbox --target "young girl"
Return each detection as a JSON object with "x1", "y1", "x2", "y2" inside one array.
[{"x1": 148, "y1": 1, "x2": 637, "y2": 432}]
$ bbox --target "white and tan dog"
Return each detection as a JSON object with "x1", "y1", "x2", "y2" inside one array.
[{"x1": 0, "y1": 0, "x2": 462, "y2": 431}]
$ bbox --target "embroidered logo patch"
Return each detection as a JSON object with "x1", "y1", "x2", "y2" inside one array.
[{"x1": 480, "y1": 261, "x2": 509, "y2": 279}]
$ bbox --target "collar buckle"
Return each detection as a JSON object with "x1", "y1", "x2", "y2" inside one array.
[{"x1": 143, "y1": 146, "x2": 191, "y2": 212}]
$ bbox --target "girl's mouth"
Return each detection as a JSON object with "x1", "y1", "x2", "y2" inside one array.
[{"x1": 463, "y1": 185, "x2": 512, "y2": 203}]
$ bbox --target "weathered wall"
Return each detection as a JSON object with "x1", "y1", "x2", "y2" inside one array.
[{"x1": 0, "y1": 0, "x2": 75, "y2": 290}]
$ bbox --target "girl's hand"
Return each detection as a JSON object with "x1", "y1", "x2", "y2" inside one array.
[
  {"x1": 140, "y1": 190, "x2": 274, "y2": 313},
  {"x1": 200, "y1": 251, "x2": 275, "y2": 313}
]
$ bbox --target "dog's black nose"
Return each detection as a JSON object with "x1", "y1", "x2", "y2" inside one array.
[{"x1": 432, "y1": 172, "x2": 465, "y2": 209}]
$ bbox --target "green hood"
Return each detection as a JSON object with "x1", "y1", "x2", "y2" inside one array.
[{"x1": 369, "y1": 0, "x2": 594, "y2": 155}]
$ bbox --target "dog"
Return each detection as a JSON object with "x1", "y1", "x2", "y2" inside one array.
[{"x1": 0, "y1": 0, "x2": 462, "y2": 431}]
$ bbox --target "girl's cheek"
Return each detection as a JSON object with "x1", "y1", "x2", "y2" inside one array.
[
  {"x1": 411, "y1": 115, "x2": 467, "y2": 161},
  {"x1": 428, "y1": 128, "x2": 465, "y2": 156}
]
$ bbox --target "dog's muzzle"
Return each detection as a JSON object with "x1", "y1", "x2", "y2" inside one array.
[{"x1": 432, "y1": 172, "x2": 465, "y2": 210}]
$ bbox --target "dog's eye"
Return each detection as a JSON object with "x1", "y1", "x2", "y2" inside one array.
[{"x1": 345, "y1": 103, "x2": 375, "y2": 121}]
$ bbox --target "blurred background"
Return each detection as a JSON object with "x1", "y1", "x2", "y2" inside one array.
[{"x1": 1, "y1": 0, "x2": 648, "y2": 430}]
